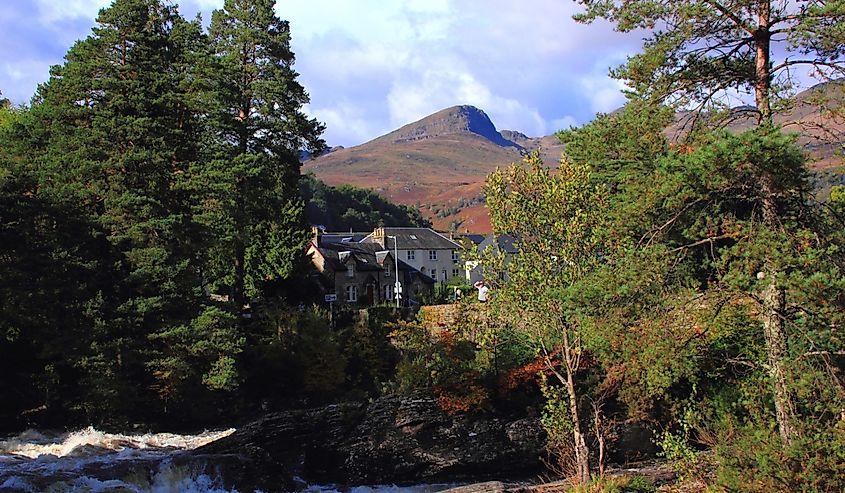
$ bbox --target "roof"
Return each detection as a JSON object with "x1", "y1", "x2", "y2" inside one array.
[
  {"x1": 457, "y1": 233, "x2": 486, "y2": 246},
  {"x1": 479, "y1": 234, "x2": 519, "y2": 254},
  {"x1": 316, "y1": 242, "x2": 384, "y2": 272},
  {"x1": 361, "y1": 227, "x2": 462, "y2": 250},
  {"x1": 313, "y1": 241, "x2": 424, "y2": 277},
  {"x1": 319, "y1": 233, "x2": 370, "y2": 245}
]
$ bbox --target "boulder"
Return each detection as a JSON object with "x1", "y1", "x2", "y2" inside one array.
[{"x1": 193, "y1": 394, "x2": 546, "y2": 490}]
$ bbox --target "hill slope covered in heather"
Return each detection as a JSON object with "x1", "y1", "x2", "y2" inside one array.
[
  {"x1": 305, "y1": 84, "x2": 845, "y2": 233},
  {"x1": 303, "y1": 105, "x2": 565, "y2": 232}
]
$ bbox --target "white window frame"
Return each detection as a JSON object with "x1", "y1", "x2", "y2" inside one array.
[
  {"x1": 429, "y1": 250, "x2": 437, "y2": 261},
  {"x1": 345, "y1": 285, "x2": 358, "y2": 302},
  {"x1": 451, "y1": 250, "x2": 459, "y2": 262}
]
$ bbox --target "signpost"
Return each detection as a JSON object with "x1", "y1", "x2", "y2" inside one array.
[
  {"x1": 325, "y1": 293, "x2": 337, "y2": 329},
  {"x1": 388, "y1": 235, "x2": 401, "y2": 308},
  {"x1": 394, "y1": 280, "x2": 402, "y2": 305}
]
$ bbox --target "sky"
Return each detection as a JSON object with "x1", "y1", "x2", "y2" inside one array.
[{"x1": 0, "y1": 0, "x2": 645, "y2": 147}]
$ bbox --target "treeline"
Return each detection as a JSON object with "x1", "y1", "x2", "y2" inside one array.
[
  {"x1": 0, "y1": 0, "x2": 332, "y2": 430},
  {"x1": 301, "y1": 173, "x2": 431, "y2": 231}
]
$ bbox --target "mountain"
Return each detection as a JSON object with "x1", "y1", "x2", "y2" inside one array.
[
  {"x1": 668, "y1": 81, "x2": 845, "y2": 168},
  {"x1": 305, "y1": 85, "x2": 844, "y2": 233},
  {"x1": 372, "y1": 105, "x2": 523, "y2": 150},
  {"x1": 303, "y1": 105, "x2": 559, "y2": 232}
]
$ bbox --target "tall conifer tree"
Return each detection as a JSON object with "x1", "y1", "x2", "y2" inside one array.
[
  {"x1": 575, "y1": 0, "x2": 845, "y2": 447},
  {"x1": 21, "y1": 0, "x2": 243, "y2": 419},
  {"x1": 200, "y1": 0, "x2": 325, "y2": 309}
]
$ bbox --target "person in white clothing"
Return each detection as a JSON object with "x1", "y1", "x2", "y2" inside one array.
[{"x1": 474, "y1": 281, "x2": 489, "y2": 303}]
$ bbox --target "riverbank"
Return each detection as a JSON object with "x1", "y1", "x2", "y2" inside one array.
[{"x1": 1, "y1": 394, "x2": 678, "y2": 493}]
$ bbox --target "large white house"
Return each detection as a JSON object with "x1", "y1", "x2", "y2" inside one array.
[{"x1": 360, "y1": 227, "x2": 465, "y2": 284}]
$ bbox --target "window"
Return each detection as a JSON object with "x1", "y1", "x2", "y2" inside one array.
[
  {"x1": 452, "y1": 268, "x2": 459, "y2": 278},
  {"x1": 451, "y1": 250, "x2": 459, "y2": 262},
  {"x1": 442, "y1": 270, "x2": 447, "y2": 282},
  {"x1": 429, "y1": 250, "x2": 437, "y2": 261},
  {"x1": 345, "y1": 285, "x2": 358, "y2": 302},
  {"x1": 346, "y1": 263, "x2": 354, "y2": 278},
  {"x1": 384, "y1": 264, "x2": 391, "y2": 277},
  {"x1": 430, "y1": 269, "x2": 436, "y2": 281},
  {"x1": 383, "y1": 284, "x2": 393, "y2": 302},
  {"x1": 407, "y1": 250, "x2": 415, "y2": 260}
]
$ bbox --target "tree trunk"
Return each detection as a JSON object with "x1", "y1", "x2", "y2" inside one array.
[
  {"x1": 593, "y1": 402, "x2": 607, "y2": 477},
  {"x1": 233, "y1": 242, "x2": 245, "y2": 309},
  {"x1": 754, "y1": 0, "x2": 772, "y2": 124},
  {"x1": 762, "y1": 279, "x2": 795, "y2": 445},
  {"x1": 562, "y1": 330, "x2": 592, "y2": 484},
  {"x1": 754, "y1": 0, "x2": 795, "y2": 447}
]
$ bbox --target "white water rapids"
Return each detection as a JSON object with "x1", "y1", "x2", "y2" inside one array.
[{"x1": 0, "y1": 427, "x2": 458, "y2": 492}]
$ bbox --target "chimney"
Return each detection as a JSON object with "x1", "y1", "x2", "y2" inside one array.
[
  {"x1": 373, "y1": 227, "x2": 386, "y2": 248},
  {"x1": 311, "y1": 226, "x2": 323, "y2": 246}
]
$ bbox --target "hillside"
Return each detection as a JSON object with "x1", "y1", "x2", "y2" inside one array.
[
  {"x1": 300, "y1": 174, "x2": 431, "y2": 231},
  {"x1": 305, "y1": 84, "x2": 844, "y2": 233},
  {"x1": 303, "y1": 105, "x2": 565, "y2": 232}
]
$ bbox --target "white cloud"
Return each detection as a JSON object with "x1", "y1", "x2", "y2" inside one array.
[
  {"x1": 385, "y1": 57, "x2": 549, "y2": 137},
  {"x1": 1, "y1": 60, "x2": 52, "y2": 103},
  {"x1": 2, "y1": 0, "x2": 647, "y2": 145},
  {"x1": 551, "y1": 116, "x2": 579, "y2": 131},
  {"x1": 33, "y1": 0, "x2": 109, "y2": 23},
  {"x1": 305, "y1": 102, "x2": 384, "y2": 146}
]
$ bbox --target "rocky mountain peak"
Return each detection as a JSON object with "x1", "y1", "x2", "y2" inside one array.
[{"x1": 374, "y1": 105, "x2": 522, "y2": 150}]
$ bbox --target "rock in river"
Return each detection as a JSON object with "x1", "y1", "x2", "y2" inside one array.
[{"x1": 194, "y1": 393, "x2": 546, "y2": 491}]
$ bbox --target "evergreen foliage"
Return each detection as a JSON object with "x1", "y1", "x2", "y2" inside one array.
[
  {"x1": 300, "y1": 173, "x2": 431, "y2": 231},
  {"x1": 197, "y1": 0, "x2": 325, "y2": 308},
  {"x1": 0, "y1": 0, "x2": 326, "y2": 428}
]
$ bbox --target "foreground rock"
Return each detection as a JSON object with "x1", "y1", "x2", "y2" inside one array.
[
  {"x1": 439, "y1": 463, "x2": 679, "y2": 493},
  {"x1": 196, "y1": 393, "x2": 546, "y2": 491}
]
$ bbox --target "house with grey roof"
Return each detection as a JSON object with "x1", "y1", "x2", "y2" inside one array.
[
  {"x1": 465, "y1": 234, "x2": 519, "y2": 284},
  {"x1": 360, "y1": 227, "x2": 465, "y2": 285},
  {"x1": 308, "y1": 228, "x2": 435, "y2": 306}
]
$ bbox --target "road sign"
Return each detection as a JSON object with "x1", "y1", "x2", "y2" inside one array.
[
  {"x1": 394, "y1": 281, "x2": 402, "y2": 293},
  {"x1": 324, "y1": 294, "x2": 337, "y2": 302}
]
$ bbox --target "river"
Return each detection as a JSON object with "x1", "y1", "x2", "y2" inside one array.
[{"x1": 0, "y1": 427, "x2": 458, "y2": 492}]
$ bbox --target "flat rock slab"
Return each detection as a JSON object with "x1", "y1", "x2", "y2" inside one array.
[{"x1": 193, "y1": 394, "x2": 546, "y2": 492}]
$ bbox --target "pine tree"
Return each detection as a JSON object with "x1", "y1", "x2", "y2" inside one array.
[
  {"x1": 575, "y1": 0, "x2": 845, "y2": 448},
  {"x1": 21, "y1": 0, "x2": 239, "y2": 420},
  {"x1": 198, "y1": 0, "x2": 325, "y2": 309}
]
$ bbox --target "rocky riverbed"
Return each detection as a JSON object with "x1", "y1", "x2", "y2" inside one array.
[
  {"x1": 1, "y1": 394, "x2": 664, "y2": 492},
  {"x1": 0, "y1": 394, "x2": 546, "y2": 492}
]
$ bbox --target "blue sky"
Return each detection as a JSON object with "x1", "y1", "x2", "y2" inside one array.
[{"x1": 0, "y1": 0, "x2": 644, "y2": 147}]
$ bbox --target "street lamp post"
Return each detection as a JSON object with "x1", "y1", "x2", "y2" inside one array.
[{"x1": 387, "y1": 235, "x2": 401, "y2": 308}]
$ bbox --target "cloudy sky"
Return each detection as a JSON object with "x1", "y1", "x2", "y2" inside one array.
[{"x1": 0, "y1": 0, "x2": 643, "y2": 147}]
